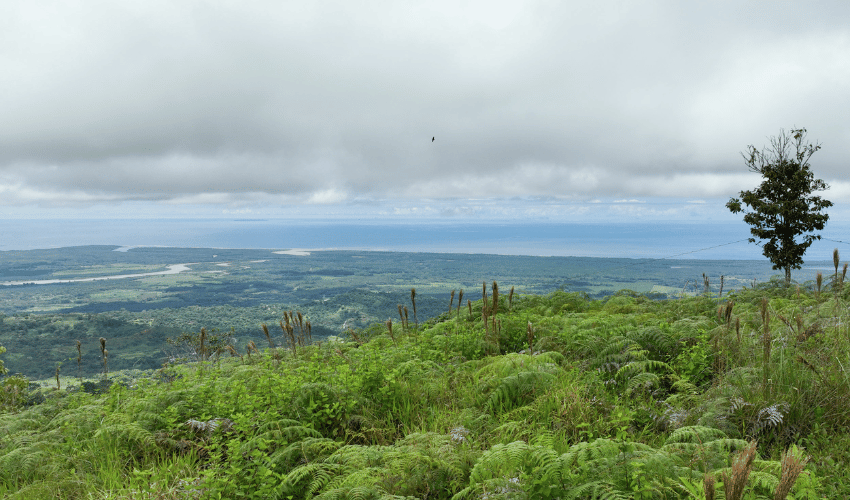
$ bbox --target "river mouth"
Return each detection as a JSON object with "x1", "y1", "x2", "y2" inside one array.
[{"x1": 273, "y1": 249, "x2": 311, "y2": 256}]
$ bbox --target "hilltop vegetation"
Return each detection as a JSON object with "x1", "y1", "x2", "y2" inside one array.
[{"x1": 1, "y1": 268, "x2": 849, "y2": 498}]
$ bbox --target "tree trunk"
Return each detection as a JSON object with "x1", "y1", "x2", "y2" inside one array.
[{"x1": 785, "y1": 267, "x2": 791, "y2": 286}]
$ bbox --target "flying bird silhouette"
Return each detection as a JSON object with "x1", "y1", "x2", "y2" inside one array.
[{"x1": 432, "y1": 137, "x2": 435, "y2": 142}]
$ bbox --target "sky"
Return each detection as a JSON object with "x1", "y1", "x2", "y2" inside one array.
[{"x1": 2, "y1": 0, "x2": 849, "y2": 223}]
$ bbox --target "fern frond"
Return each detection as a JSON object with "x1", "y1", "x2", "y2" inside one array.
[
  {"x1": 485, "y1": 371, "x2": 556, "y2": 413},
  {"x1": 0, "y1": 415, "x2": 50, "y2": 434},
  {"x1": 467, "y1": 441, "x2": 557, "y2": 486},
  {"x1": 281, "y1": 462, "x2": 348, "y2": 496},
  {"x1": 535, "y1": 351, "x2": 566, "y2": 365},
  {"x1": 565, "y1": 480, "x2": 629, "y2": 500},
  {"x1": 748, "y1": 469, "x2": 780, "y2": 492},
  {"x1": 270, "y1": 437, "x2": 343, "y2": 469},
  {"x1": 560, "y1": 439, "x2": 624, "y2": 468},
  {"x1": 665, "y1": 426, "x2": 729, "y2": 445},
  {"x1": 630, "y1": 326, "x2": 677, "y2": 359},
  {"x1": 662, "y1": 438, "x2": 749, "y2": 458},
  {"x1": 475, "y1": 352, "x2": 562, "y2": 381},
  {"x1": 625, "y1": 371, "x2": 660, "y2": 394},
  {"x1": 0, "y1": 445, "x2": 48, "y2": 482},
  {"x1": 314, "y1": 485, "x2": 384, "y2": 500},
  {"x1": 450, "y1": 484, "x2": 480, "y2": 500},
  {"x1": 616, "y1": 359, "x2": 672, "y2": 381},
  {"x1": 94, "y1": 422, "x2": 155, "y2": 449},
  {"x1": 242, "y1": 420, "x2": 323, "y2": 456}
]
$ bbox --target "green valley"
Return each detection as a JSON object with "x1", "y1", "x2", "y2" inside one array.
[{"x1": 0, "y1": 246, "x2": 803, "y2": 380}]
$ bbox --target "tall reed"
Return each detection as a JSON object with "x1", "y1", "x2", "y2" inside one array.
[
  {"x1": 834, "y1": 248, "x2": 840, "y2": 289},
  {"x1": 76, "y1": 340, "x2": 82, "y2": 382},
  {"x1": 704, "y1": 472, "x2": 716, "y2": 500},
  {"x1": 482, "y1": 282, "x2": 490, "y2": 343},
  {"x1": 277, "y1": 317, "x2": 296, "y2": 356},
  {"x1": 99, "y1": 337, "x2": 108, "y2": 379},
  {"x1": 200, "y1": 327, "x2": 207, "y2": 360},
  {"x1": 722, "y1": 440, "x2": 757, "y2": 500},
  {"x1": 761, "y1": 298, "x2": 771, "y2": 397},
  {"x1": 491, "y1": 281, "x2": 499, "y2": 333},
  {"x1": 262, "y1": 324, "x2": 275, "y2": 349},
  {"x1": 411, "y1": 288, "x2": 418, "y2": 330},
  {"x1": 773, "y1": 446, "x2": 809, "y2": 500}
]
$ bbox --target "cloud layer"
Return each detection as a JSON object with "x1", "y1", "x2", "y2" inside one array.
[{"x1": 2, "y1": 1, "x2": 849, "y2": 215}]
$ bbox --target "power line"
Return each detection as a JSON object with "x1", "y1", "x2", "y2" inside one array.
[
  {"x1": 655, "y1": 239, "x2": 751, "y2": 260},
  {"x1": 821, "y1": 237, "x2": 850, "y2": 247},
  {"x1": 601, "y1": 239, "x2": 751, "y2": 274}
]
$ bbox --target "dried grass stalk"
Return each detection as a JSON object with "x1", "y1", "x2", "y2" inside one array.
[
  {"x1": 723, "y1": 440, "x2": 757, "y2": 500},
  {"x1": 773, "y1": 446, "x2": 809, "y2": 500}
]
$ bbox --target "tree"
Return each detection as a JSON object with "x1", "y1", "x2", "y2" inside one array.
[{"x1": 727, "y1": 128, "x2": 832, "y2": 285}]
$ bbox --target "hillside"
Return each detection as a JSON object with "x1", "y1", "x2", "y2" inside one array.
[{"x1": 1, "y1": 271, "x2": 848, "y2": 498}]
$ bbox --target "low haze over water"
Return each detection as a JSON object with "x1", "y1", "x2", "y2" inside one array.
[{"x1": 4, "y1": 219, "x2": 848, "y2": 261}]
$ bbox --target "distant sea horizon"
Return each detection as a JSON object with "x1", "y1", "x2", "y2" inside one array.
[{"x1": 2, "y1": 218, "x2": 848, "y2": 262}]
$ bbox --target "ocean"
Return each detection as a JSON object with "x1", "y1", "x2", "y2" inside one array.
[{"x1": 2, "y1": 218, "x2": 848, "y2": 262}]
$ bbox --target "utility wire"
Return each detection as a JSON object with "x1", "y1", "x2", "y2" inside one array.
[
  {"x1": 821, "y1": 237, "x2": 850, "y2": 247},
  {"x1": 593, "y1": 235, "x2": 845, "y2": 293},
  {"x1": 605, "y1": 235, "x2": 845, "y2": 276},
  {"x1": 654, "y1": 239, "x2": 751, "y2": 260},
  {"x1": 601, "y1": 239, "x2": 751, "y2": 274}
]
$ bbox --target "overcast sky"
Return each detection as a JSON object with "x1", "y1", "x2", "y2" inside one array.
[{"x1": 2, "y1": 0, "x2": 849, "y2": 222}]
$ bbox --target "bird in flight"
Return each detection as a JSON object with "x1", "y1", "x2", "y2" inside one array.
[{"x1": 432, "y1": 137, "x2": 435, "y2": 142}]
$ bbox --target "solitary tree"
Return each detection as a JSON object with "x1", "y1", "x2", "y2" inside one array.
[{"x1": 727, "y1": 128, "x2": 832, "y2": 285}]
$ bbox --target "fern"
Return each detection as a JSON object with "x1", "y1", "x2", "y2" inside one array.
[
  {"x1": 630, "y1": 326, "x2": 678, "y2": 361},
  {"x1": 281, "y1": 462, "x2": 349, "y2": 497},
  {"x1": 467, "y1": 441, "x2": 556, "y2": 485},
  {"x1": 560, "y1": 439, "x2": 628, "y2": 468},
  {"x1": 624, "y1": 371, "x2": 661, "y2": 394},
  {"x1": 476, "y1": 353, "x2": 562, "y2": 381},
  {"x1": 271, "y1": 437, "x2": 344, "y2": 470},
  {"x1": 239, "y1": 418, "x2": 322, "y2": 457},
  {"x1": 485, "y1": 370, "x2": 556, "y2": 413},
  {"x1": 281, "y1": 433, "x2": 467, "y2": 498},
  {"x1": 314, "y1": 486, "x2": 386, "y2": 500},
  {"x1": 564, "y1": 481, "x2": 629, "y2": 500},
  {"x1": 665, "y1": 425, "x2": 731, "y2": 444},
  {"x1": 616, "y1": 359, "x2": 671, "y2": 381},
  {"x1": 0, "y1": 445, "x2": 49, "y2": 483}
]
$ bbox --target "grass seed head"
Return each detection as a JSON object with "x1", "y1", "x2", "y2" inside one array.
[
  {"x1": 722, "y1": 440, "x2": 757, "y2": 500},
  {"x1": 834, "y1": 248, "x2": 840, "y2": 275},
  {"x1": 774, "y1": 446, "x2": 809, "y2": 500}
]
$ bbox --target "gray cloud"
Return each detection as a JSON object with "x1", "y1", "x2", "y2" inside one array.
[{"x1": 2, "y1": 0, "x2": 849, "y2": 213}]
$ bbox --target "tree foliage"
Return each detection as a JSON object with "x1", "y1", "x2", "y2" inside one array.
[{"x1": 726, "y1": 128, "x2": 832, "y2": 284}]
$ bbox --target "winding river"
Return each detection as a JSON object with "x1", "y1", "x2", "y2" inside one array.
[{"x1": 1, "y1": 264, "x2": 191, "y2": 286}]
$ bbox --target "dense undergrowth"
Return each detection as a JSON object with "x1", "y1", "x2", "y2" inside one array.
[{"x1": 2, "y1": 271, "x2": 850, "y2": 499}]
